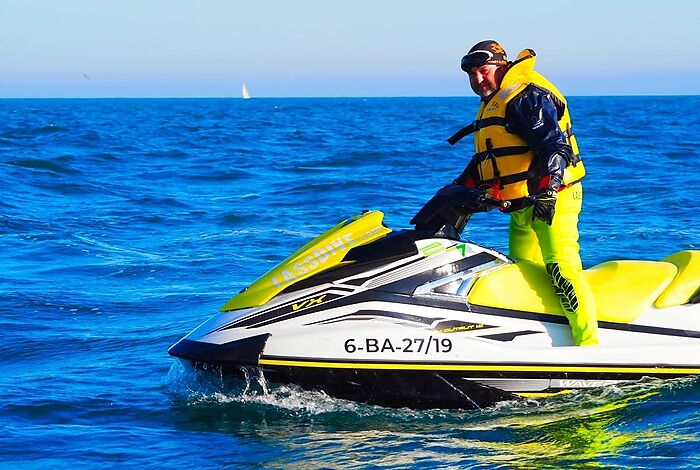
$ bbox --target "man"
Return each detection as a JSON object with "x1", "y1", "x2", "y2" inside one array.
[{"x1": 448, "y1": 40, "x2": 598, "y2": 346}]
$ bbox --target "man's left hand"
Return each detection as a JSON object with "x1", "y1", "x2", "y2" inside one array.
[{"x1": 532, "y1": 189, "x2": 557, "y2": 225}]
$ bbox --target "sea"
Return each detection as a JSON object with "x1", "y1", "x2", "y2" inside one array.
[{"x1": 1, "y1": 96, "x2": 699, "y2": 469}]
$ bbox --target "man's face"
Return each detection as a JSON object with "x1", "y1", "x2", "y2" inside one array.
[{"x1": 467, "y1": 64, "x2": 506, "y2": 100}]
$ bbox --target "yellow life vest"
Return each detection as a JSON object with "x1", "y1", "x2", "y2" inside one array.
[{"x1": 450, "y1": 49, "x2": 586, "y2": 204}]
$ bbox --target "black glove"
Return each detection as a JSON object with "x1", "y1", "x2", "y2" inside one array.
[
  {"x1": 532, "y1": 188, "x2": 557, "y2": 225},
  {"x1": 410, "y1": 184, "x2": 485, "y2": 231}
]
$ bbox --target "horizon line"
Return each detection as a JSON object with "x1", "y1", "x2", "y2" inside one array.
[{"x1": 2, "y1": 93, "x2": 699, "y2": 100}]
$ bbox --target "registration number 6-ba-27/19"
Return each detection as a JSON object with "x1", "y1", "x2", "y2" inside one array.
[{"x1": 344, "y1": 337, "x2": 452, "y2": 354}]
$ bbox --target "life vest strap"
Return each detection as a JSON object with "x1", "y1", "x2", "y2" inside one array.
[
  {"x1": 474, "y1": 145, "x2": 530, "y2": 161},
  {"x1": 559, "y1": 178, "x2": 584, "y2": 190},
  {"x1": 563, "y1": 126, "x2": 573, "y2": 138},
  {"x1": 562, "y1": 123, "x2": 581, "y2": 165},
  {"x1": 447, "y1": 117, "x2": 508, "y2": 145},
  {"x1": 480, "y1": 171, "x2": 530, "y2": 187}
]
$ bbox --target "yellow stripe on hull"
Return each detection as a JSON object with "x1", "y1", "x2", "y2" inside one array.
[
  {"x1": 515, "y1": 390, "x2": 574, "y2": 398},
  {"x1": 258, "y1": 358, "x2": 700, "y2": 375}
]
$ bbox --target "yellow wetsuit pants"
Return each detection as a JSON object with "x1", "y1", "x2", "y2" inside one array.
[{"x1": 508, "y1": 183, "x2": 599, "y2": 346}]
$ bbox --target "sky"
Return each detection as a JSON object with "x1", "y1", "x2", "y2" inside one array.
[{"x1": 1, "y1": 0, "x2": 699, "y2": 98}]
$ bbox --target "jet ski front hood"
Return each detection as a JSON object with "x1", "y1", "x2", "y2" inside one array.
[{"x1": 220, "y1": 210, "x2": 391, "y2": 312}]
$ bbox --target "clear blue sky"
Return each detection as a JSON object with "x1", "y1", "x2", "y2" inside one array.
[{"x1": 2, "y1": 0, "x2": 699, "y2": 97}]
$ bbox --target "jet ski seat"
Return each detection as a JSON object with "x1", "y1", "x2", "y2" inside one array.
[
  {"x1": 468, "y1": 258, "x2": 679, "y2": 324},
  {"x1": 655, "y1": 250, "x2": 700, "y2": 308}
]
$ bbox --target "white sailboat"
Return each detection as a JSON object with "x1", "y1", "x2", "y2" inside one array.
[{"x1": 241, "y1": 82, "x2": 251, "y2": 100}]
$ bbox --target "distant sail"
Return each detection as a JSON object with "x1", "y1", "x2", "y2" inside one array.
[{"x1": 241, "y1": 83, "x2": 251, "y2": 99}]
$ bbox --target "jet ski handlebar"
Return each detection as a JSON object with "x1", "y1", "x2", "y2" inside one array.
[{"x1": 410, "y1": 184, "x2": 510, "y2": 237}]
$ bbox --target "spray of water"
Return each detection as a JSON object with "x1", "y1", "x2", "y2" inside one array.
[
  {"x1": 164, "y1": 359, "x2": 699, "y2": 425},
  {"x1": 164, "y1": 361, "x2": 360, "y2": 415}
]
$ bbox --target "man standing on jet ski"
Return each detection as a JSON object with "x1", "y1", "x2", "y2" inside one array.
[{"x1": 448, "y1": 40, "x2": 598, "y2": 346}]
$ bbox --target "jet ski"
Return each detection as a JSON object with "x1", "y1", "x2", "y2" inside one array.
[{"x1": 169, "y1": 185, "x2": 700, "y2": 409}]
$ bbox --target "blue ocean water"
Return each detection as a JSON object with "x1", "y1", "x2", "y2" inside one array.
[{"x1": 1, "y1": 96, "x2": 699, "y2": 468}]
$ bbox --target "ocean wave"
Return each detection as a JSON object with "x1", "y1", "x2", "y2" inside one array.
[
  {"x1": 125, "y1": 195, "x2": 191, "y2": 209},
  {"x1": 143, "y1": 149, "x2": 190, "y2": 159},
  {"x1": 0, "y1": 124, "x2": 68, "y2": 139},
  {"x1": 181, "y1": 168, "x2": 253, "y2": 181},
  {"x1": 218, "y1": 212, "x2": 254, "y2": 225},
  {"x1": 3, "y1": 157, "x2": 82, "y2": 175}
]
